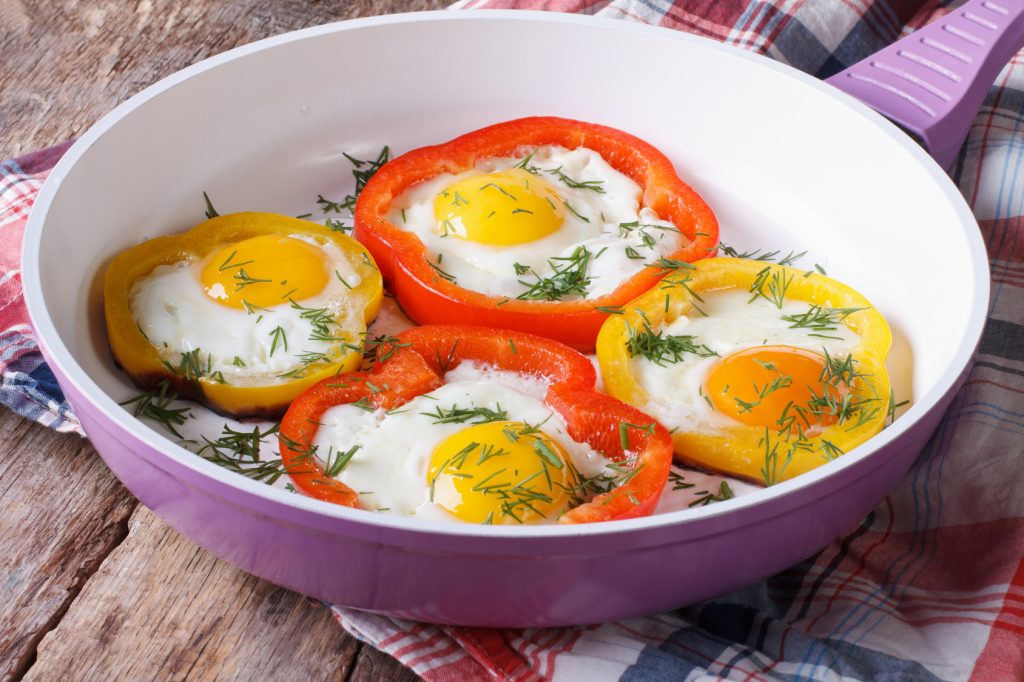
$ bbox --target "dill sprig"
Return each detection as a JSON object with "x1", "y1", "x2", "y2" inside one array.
[
  {"x1": 500, "y1": 471, "x2": 559, "y2": 524},
  {"x1": 480, "y1": 182, "x2": 517, "y2": 200},
  {"x1": 749, "y1": 265, "x2": 792, "y2": 309},
  {"x1": 618, "y1": 221, "x2": 679, "y2": 252},
  {"x1": 651, "y1": 257, "x2": 696, "y2": 273},
  {"x1": 362, "y1": 333, "x2": 410, "y2": 368},
  {"x1": 322, "y1": 444, "x2": 361, "y2": 478},
  {"x1": 119, "y1": 381, "x2": 191, "y2": 438},
  {"x1": 161, "y1": 347, "x2": 213, "y2": 383},
  {"x1": 618, "y1": 422, "x2": 655, "y2": 450},
  {"x1": 516, "y1": 245, "x2": 593, "y2": 301},
  {"x1": 315, "y1": 146, "x2": 391, "y2": 216},
  {"x1": 668, "y1": 470, "x2": 695, "y2": 491},
  {"x1": 561, "y1": 199, "x2": 590, "y2": 223},
  {"x1": 276, "y1": 350, "x2": 335, "y2": 378},
  {"x1": 233, "y1": 268, "x2": 272, "y2": 292},
  {"x1": 501, "y1": 415, "x2": 552, "y2": 442},
  {"x1": 689, "y1": 481, "x2": 735, "y2": 507},
  {"x1": 667, "y1": 471, "x2": 735, "y2": 506},
  {"x1": 659, "y1": 275, "x2": 708, "y2": 316},
  {"x1": 719, "y1": 243, "x2": 806, "y2": 266},
  {"x1": 316, "y1": 195, "x2": 347, "y2": 214},
  {"x1": 420, "y1": 404, "x2": 509, "y2": 425},
  {"x1": 513, "y1": 151, "x2": 540, "y2": 173},
  {"x1": 429, "y1": 442, "x2": 479, "y2": 501},
  {"x1": 202, "y1": 191, "x2": 219, "y2": 219},
  {"x1": 559, "y1": 457, "x2": 644, "y2": 508},
  {"x1": 759, "y1": 427, "x2": 814, "y2": 486},
  {"x1": 426, "y1": 258, "x2": 458, "y2": 284},
  {"x1": 325, "y1": 218, "x2": 352, "y2": 234},
  {"x1": 886, "y1": 386, "x2": 909, "y2": 426},
  {"x1": 194, "y1": 422, "x2": 286, "y2": 483},
  {"x1": 624, "y1": 316, "x2": 717, "y2": 366},
  {"x1": 435, "y1": 339, "x2": 460, "y2": 373},
  {"x1": 545, "y1": 166, "x2": 605, "y2": 193},
  {"x1": 218, "y1": 250, "x2": 253, "y2": 272},
  {"x1": 267, "y1": 326, "x2": 288, "y2": 356},
  {"x1": 820, "y1": 350, "x2": 870, "y2": 391},
  {"x1": 288, "y1": 299, "x2": 344, "y2": 343},
  {"x1": 195, "y1": 450, "x2": 289, "y2": 484},
  {"x1": 782, "y1": 305, "x2": 866, "y2": 333}
]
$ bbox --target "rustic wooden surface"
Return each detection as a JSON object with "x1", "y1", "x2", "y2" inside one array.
[{"x1": 0, "y1": 1, "x2": 449, "y2": 680}]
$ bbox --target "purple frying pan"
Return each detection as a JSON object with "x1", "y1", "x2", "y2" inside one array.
[{"x1": 22, "y1": 5, "x2": 1012, "y2": 627}]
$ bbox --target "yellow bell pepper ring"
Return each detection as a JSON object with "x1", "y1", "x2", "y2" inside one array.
[
  {"x1": 596, "y1": 257, "x2": 892, "y2": 485},
  {"x1": 103, "y1": 212, "x2": 384, "y2": 418}
]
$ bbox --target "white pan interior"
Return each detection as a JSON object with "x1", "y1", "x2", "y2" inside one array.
[{"x1": 24, "y1": 11, "x2": 987, "y2": 534}]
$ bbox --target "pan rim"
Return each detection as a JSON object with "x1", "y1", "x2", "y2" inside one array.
[{"x1": 22, "y1": 9, "x2": 990, "y2": 540}]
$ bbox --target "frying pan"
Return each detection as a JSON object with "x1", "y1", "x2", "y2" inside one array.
[{"x1": 22, "y1": 7, "x2": 1000, "y2": 627}]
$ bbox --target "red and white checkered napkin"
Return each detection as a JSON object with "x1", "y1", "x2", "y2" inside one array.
[
  {"x1": 325, "y1": 2, "x2": 1024, "y2": 680},
  {"x1": 4, "y1": 2, "x2": 1023, "y2": 680}
]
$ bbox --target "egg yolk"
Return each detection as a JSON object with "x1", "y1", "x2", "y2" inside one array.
[
  {"x1": 427, "y1": 420, "x2": 575, "y2": 524},
  {"x1": 201, "y1": 235, "x2": 329, "y2": 309},
  {"x1": 433, "y1": 169, "x2": 564, "y2": 246},
  {"x1": 706, "y1": 345, "x2": 846, "y2": 431}
]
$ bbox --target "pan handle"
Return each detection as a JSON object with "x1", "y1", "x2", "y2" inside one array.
[{"x1": 826, "y1": 0, "x2": 1024, "y2": 169}]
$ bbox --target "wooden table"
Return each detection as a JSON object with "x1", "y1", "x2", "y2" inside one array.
[{"x1": 0, "y1": 2, "x2": 448, "y2": 679}]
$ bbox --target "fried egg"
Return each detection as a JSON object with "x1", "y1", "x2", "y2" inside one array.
[
  {"x1": 131, "y1": 233, "x2": 365, "y2": 384},
  {"x1": 309, "y1": 361, "x2": 615, "y2": 524},
  {"x1": 389, "y1": 145, "x2": 682, "y2": 299},
  {"x1": 630, "y1": 289, "x2": 861, "y2": 434}
]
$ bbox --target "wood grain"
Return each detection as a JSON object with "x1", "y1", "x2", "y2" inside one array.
[
  {"x1": 25, "y1": 507, "x2": 365, "y2": 681},
  {"x1": 1, "y1": 1, "x2": 448, "y2": 679},
  {"x1": 0, "y1": 413, "x2": 135, "y2": 680},
  {"x1": 0, "y1": 0, "x2": 449, "y2": 158}
]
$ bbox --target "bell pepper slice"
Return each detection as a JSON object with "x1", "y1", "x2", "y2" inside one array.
[
  {"x1": 279, "y1": 325, "x2": 673, "y2": 524},
  {"x1": 104, "y1": 212, "x2": 383, "y2": 418},
  {"x1": 353, "y1": 116, "x2": 718, "y2": 352},
  {"x1": 596, "y1": 257, "x2": 892, "y2": 485}
]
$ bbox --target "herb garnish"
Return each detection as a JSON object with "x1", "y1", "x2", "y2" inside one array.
[
  {"x1": 689, "y1": 481, "x2": 735, "y2": 507},
  {"x1": 202, "y1": 191, "x2": 220, "y2": 219},
  {"x1": 194, "y1": 422, "x2": 287, "y2": 483},
  {"x1": 426, "y1": 258, "x2": 458, "y2": 284},
  {"x1": 314, "y1": 146, "x2": 391, "y2": 221},
  {"x1": 119, "y1": 381, "x2": 191, "y2": 438},
  {"x1": 749, "y1": 265, "x2": 792, "y2": 308},
  {"x1": 421, "y1": 404, "x2": 510, "y2": 425},
  {"x1": 719, "y1": 243, "x2": 806, "y2": 266},
  {"x1": 624, "y1": 315, "x2": 717, "y2": 365},
  {"x1": 323, "y1": 444, "x2": 361, "y2": 478},
  {"x1": 782, "y1": 305, "x2": 866, "y2": 334},
  {"x1": 546, "y1": 166, "x2": 605, "y2": 193},
  {"x1": 516, "y1": 245, "x2": 593, "y2": 301}
]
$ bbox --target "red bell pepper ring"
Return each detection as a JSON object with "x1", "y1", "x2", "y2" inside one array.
[
  {"x1": 353, "y1": 116, "x2": 719, "y2": 352},
  {"x1": 279, "y1": 325, "x2": 673, "y2": 524}
]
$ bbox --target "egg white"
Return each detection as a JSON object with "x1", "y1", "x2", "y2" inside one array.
[
  {"x1": 309, "y1": 360, "x2": 613, "y2": 522},
  {"x1": 130, "y1": 234, "x2": 364, "y2": 385},
  {"x1": 389, "y1": 145, "x2": 682, "y2": 299},
  {"x1": 631, "y1": 289, "x2": 861, "y2": 433}
]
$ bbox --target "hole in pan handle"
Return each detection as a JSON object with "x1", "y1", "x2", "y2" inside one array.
[{"x1": 825, "y1": 0, "x2": 1024, "y2": 169}]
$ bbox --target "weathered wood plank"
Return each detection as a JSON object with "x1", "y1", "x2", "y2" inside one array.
[
  {"x1": 350, "y1": 645, "x2": 425, "y2": 682},
  {"x1": 2, "y1": 2, "x2": 445, "y2": 679},
  {"x1": 25, "y1": 506, "x2": 373, "y2": 681},
  {"x1": 0, "y1": 0, "x2": 450, "y2": 158},
  {"x1": 0, "y1": 412, "x2": 136, "y2": 680}
]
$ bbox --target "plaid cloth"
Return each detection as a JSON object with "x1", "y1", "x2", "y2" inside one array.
[
  {"x1": 4, "y1": 1, "x2": 1022, "y2": 679},
  {"x1": 0, "y1": 141, "x2": 80, "y2": 434}
]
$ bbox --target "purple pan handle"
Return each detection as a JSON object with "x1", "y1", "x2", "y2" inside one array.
[{"x1": 826, "y1": 0, "x2": 1024, "y2": 168}]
